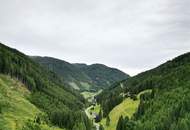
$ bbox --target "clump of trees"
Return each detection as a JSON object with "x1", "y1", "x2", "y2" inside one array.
[
  {"x1": 116, "y1": 116, "x2": 135, "y2": 130},
  {"x1": 97, "y1": 92, "x2": 123, "y2": 118},
  {"x1": 22, "y1": 120, "x2": 41, "y2": 130},
  {"x1": 99, "y1": 124, "x2": 104, "y2": 130},
  {"x1": 50, "y1": 110, "x2": 92, "y2": 130}
]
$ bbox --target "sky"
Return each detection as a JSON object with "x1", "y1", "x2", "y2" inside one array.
[{"x1": 0, "y1": 0, "x2": 190, "y2": 76}]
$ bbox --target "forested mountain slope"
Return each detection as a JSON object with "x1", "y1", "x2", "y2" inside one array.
[
  {"x1": 32, "y1": 56, "x2": 129, "y2": 91},
  {"x1": 77, "y1": 63, "x2": 129, "y2": 90},
  {"x1": 0, "y1": 43, "x2": 93, "y2": 130},
  {"x1": 0, "y1": 74, "x2": 63, "y2": 130},
  {"x1": 97, "y1": 52, "x2": 190, "y2": 130}
]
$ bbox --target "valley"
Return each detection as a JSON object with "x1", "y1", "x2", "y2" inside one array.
[
  {"x1": 1, "y1": 0, "x2": 190, "y2": 129},
  {"x1": 85, "y1": 89, "x2": 151, "y2": 130},
  {"x1": 0, "y1": 43, "x2": 190, "y2": 130}
]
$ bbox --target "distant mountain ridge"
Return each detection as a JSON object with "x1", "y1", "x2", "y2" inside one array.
[{"x1": 32, "y1": 56, "x2": 129, "y2": 91}]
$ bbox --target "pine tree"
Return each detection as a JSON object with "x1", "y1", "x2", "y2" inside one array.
[
  {"x1": 99, "y1": 124, "x2": 104, "y2": 130},
  {"x1": 99, "y1": 109, "x2": 103, "y2": 121},
  {"x1": 72, "y1": 121, "x2": 87, "y2": 130},
  {"x1": 116, "y1": 116, "x2": 124, "y2": 130},
  {"x1": 0, "y1": 105, "x2": 2, "y2": 114},
  {"x1": 106, "y1": 116, "x2": 110, "y2": 126},
  {"x1": 176, "y1": 119, "x2": 189, "y2": 130}
]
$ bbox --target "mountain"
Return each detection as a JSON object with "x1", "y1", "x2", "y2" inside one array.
[
  {"x1": 32, "y1": 56, "x2": 92, "y2": 91},
  {"x1": 77, "y1": 63, "x2": 129, "y2": 89},
  {"x1": 97, "y1": 52, "x2": 190, "y2": 130},
  {"x1": 0, "y1": 43, "x2": 93, "y2": 130},
  {"x1": 32, "y1": 56, "x2": 129, "y2": 91}
]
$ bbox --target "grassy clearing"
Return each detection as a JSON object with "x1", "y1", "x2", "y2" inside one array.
[
  {"x1": 93, "y1": 104, "x2": 101, "y2": 114},
  {"x1": 68, "y1": 82, "x2": 80, "y2": 90},
  {"x1": 88, "y1": 104, "x2": 101, "y2": 116},
  {"x1": 81, "y1": 89, "x2": 102, "y2": 99},
  {"x1": 80, "y1": 82, "x2": 91, "y2": 90},
  {"x1": 100, "y1": 89, "x2": 152, "y2": 130},
  {"x1": 85, "y1": 90, "x2": 152, "y2": 130},
  {"x1": 0, "y1": 75, "x2": 40, "y2": 130},
  {"x1": 81, "y1": 91, "x2": 94, "y2": 99},
  {"x1": 0, "y1": 75, "x2": 63, "y2": 130}
]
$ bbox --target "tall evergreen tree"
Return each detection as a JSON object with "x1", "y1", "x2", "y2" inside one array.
[
  {"x1": 99, "y1": 124, "x2": 104, "y2": 130},
  {"x1": 106, "y1": 116, "x2": 110, "y2": 126},
  {"x1": 116, "y1": 116, "x2": 125, "y2": 130},
  {"x1": 99, "y1": 109, "x2": 103, "y2": 121}
]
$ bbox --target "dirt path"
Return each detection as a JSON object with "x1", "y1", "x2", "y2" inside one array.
[{"x1": 85, "y1": 106, "x2": 100, "y2": 130}]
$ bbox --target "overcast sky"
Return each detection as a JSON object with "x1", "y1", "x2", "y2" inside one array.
[{"x1": 0, "y1": 0, "x2": 190, "y2": 76}]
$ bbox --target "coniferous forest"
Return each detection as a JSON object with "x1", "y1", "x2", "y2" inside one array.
[{"x1": 97, "y1": 52, "x2": 190, "y2": 130}]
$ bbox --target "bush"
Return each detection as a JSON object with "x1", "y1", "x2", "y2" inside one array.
[{"x1": 22, "y1": 120, "x2": 41, "y2": 130}]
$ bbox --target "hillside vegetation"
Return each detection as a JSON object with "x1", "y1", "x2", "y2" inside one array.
[
  {"x1": 0, "y1": 74, "x2": 39, "y2": 130},
  {"x1": 0, "y1": 43, "x2": 92, "y2": 130},
  {"x1": 0, "y1": 74, "x2": 63, "y2": 130},
  {"x1": 97, "y1": 52, "x2": 190, "y2": 130},
  {"x1": 32, "y1": 57, "x2": 129, "y2": 91},
  {"x1": 100, "y1": 90, "x2": 151, "y2": 130}
]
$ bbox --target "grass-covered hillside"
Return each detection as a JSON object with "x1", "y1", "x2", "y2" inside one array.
[
  {"x1": 0, "y1": 74, "x2": 39, "y2": 130},
  {"x1": 0, "y1": 43, "x2": 93, "y2": 130},
  {"x1": 100, "y1": 90, "x2": 151, "y2": 130},
  {"x1": 88, "y1": 89, "x2": 151, "y2": 130},
  {"x1": 97, "y1": 52, "x2": 190, "y2": 130},
  {"x1": 0, "y1": 74, "x2": 63, "y2": 130},
  {"x1": 32, "y1": 56, "x2": 129, "y2": 91}
]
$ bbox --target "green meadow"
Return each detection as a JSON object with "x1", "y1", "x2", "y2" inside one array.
[
  {"x1": 0, "y1": 75, "x2": 63, "y2": 130},
  {"x1": 95, "y1": 90, "x2": 151, "y2": 130}
]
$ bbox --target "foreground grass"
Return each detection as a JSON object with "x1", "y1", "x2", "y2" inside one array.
[
  {"x1": 0, "y1": 75, "x2": 63, "y2": 130},
  {"x1": 100, "y1": 90, "x2": 151, "y2": 130}
]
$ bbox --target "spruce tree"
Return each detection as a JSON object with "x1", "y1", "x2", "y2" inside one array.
[
  {"x1": 106, "y1": 116, "x2": 110, "y2": 126},
  {"x1": 99, "y1": 124, "x2": 104, "y2": 130},
  {"x1": 116, "y1": 116, "x2": 124, "y2": 130},
  {"x1": 99, "y1": 109, "x2": 103, "y2": 121}
]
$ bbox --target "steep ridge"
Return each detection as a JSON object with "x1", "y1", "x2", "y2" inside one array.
[
  {"x1": 32, "y1": 56, "x2": 129, "y2": 91},
  {"x1": 97, "y1": 52, "x2": 190, "y2": 130},
  {"x1": 0, "y1": 43, "x2": 92, "y2": 130}
]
